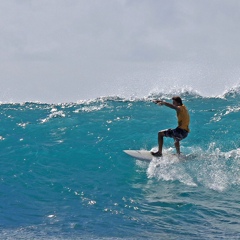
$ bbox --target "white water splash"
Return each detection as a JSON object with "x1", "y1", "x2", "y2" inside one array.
[
  {"x1": 41, "y1": 110, "x2": 66, "y2": 123},
  {"x1": 145, "y1": 145, "x2": 240, "y2": 191}
]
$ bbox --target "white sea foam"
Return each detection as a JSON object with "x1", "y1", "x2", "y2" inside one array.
[
  {"x1": 41, "y1": 110, "x2": 66, "y2": 123},
  {"x1": 145, "y1": 144, "x2": 240, "y2": 192}
]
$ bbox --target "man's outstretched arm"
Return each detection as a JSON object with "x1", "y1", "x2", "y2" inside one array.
[{"x1": 153, "y1": 100, "x2": 179, "y2": 111}]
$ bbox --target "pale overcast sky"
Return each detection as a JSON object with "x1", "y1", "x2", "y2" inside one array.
[{"x1": 1, "y1": 0, "x2": 240, "y2": 102}]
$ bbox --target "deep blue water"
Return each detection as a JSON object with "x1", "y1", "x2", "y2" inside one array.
[{"x1": 1, "y1": 88, "x2": 240, "y2": 239}]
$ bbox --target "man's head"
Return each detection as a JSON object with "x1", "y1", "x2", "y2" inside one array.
[{"x1": 172, "y1": 96, "x2": 183, "y2": 106}]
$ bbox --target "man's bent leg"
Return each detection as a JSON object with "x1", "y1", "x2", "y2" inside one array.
[
  {"x1": 152, "y1": 131, "x2": 165, "y2": 156},
  {"x1": 174, "y1": 140, "x2": 180, "y2": 155},
  {"x1": 158, "y1": 131, "x2": 165, "y2": 155}
]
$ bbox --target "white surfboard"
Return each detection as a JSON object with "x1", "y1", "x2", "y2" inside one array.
[
  {"x1": 123, "y1": 150, "x2": 156, "y2": 161},
  {"x1": 123, "y1": 149, "x2": 183, "y2": 161}
]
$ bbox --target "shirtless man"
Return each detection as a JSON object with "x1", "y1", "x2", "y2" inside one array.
[{"x1": 151, "y1": 96, "x2": 190, "y2": 157}]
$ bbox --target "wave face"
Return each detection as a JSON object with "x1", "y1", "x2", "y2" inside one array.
[{"x1": 1, "y1": 87, "x2": 240, "y2": 239}]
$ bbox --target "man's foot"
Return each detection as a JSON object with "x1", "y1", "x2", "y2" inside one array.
[{"x1": 151, "y1": 151, "x2": 162, "y2": 157}]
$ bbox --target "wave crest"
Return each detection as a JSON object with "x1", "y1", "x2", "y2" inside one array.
[
  {"x1": 222, "y1": 84, "x2": 240, "y2": 99},
  {"x1": 2, "y1": 84, "x2": 240, "y2": 104}
]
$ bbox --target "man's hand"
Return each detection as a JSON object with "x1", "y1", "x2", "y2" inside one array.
[{"x1": 153, "y1": 100, "x2": 164, "y2": 105}]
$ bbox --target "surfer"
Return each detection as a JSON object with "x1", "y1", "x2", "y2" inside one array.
[{"x1": 151, "y1": 96, "x2": 190, "y2": 157}]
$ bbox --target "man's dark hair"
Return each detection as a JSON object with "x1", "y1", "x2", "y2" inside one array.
[{"x1": 172, "y1": 96, "x2": 183, "y2": 105}]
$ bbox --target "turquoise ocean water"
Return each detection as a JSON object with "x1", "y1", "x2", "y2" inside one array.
[{"x1": 1, "y1": 88, "x2": 240, "y2": 239}]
